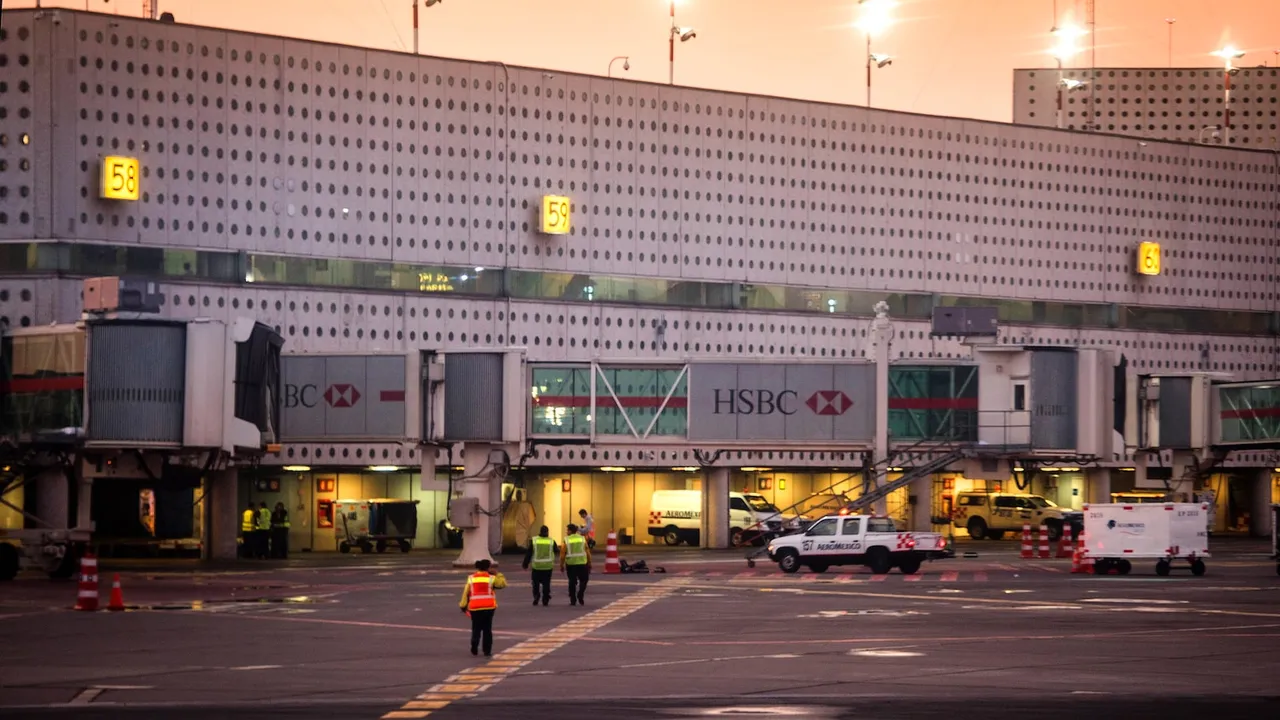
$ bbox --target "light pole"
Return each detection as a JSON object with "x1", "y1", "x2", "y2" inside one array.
[
  {"x1": 413, "y1": 0, "x2": 443, "y2": 55},
  {"x1": 1211, "y1": 46, "x2": 1245, "y2": 145},
  {"x1": 1165, "y1": 18, "x2": 1176, "y2": 67},
  {"x1": 609, "y1": 56, "x2": 631, "y2": 78},
  {"x1": 857, "y1": 0, "x2": 895, "y2": 108},
  {"x1": 1050, "y1": 24, "x2": 1087, "y2": 129},
  {"x1": 669, "y1": 1, "x2": 696, "y2": 85}
]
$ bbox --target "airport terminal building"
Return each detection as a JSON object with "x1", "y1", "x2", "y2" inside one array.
[{"x1": 1, "y1": 9, "x2": 1279, "y2": 558}]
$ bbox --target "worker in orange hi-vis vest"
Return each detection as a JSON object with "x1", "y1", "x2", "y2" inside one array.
[{"x1": 459, "y1": 559, "x2": 507, "y2": 657}]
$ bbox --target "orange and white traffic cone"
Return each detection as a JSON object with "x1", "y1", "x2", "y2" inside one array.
[
  {"x1": 604, "y1": 531, "x2": 620, "y2": 574},
  {"x1": 1071, "y1": 531, "x2": 1094, "y2": 574},
  {"x1": 1038, "y1": 524, "x2": 1051, "y2": 559},
  {"x1": 1020, "y1": 524, "x2": 1033, "y2": 559},
  {"x1": 107, "y1": 573, "x2": 126, "y2": 612},
  {"x1": 74, "y1": 554, "x2": 99, "y2": 612},
  {"x1": 1056, "y1": 525, "x2": 1074, "y2": 558}
]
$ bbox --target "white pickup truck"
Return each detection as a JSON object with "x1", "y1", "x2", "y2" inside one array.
[{"x1": 766, "y1": 514, "x2": 949, "y2": 575}]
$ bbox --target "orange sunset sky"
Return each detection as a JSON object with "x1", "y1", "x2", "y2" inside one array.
[{"x1": 9, "y1": 0, "x2": 1280, "y2": 122}]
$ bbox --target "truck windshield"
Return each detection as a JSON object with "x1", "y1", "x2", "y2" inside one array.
[
  {"x1": 745, "y1": 496, "x2": 779, "y2": 513},
  {"x1": 1028, "y1": 497, "x2": 1057, "y2": 509}
]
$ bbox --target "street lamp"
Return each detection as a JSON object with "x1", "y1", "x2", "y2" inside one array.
[
  {"x1": 669, "y1": 0, "x2": 697, "y2": 85},
  {"x1": 609, "y1": 56, "x2": 631, "y2": 78},
  {"x1": 857, "y1": 0, "x2": 895, "y2": 108},
  {"x1": 1211, "y1": 46, "x2": 1245, "y2": 145},
  {"x1": 413, "y1": 0, "x2": 443, "y2": 55},
  {"x1": 1050, "y1": 24, "x2": 1088, "y2": 129},
  {"x1": 1198, "y1": 124, "x2": 1221, "y2": 144}
]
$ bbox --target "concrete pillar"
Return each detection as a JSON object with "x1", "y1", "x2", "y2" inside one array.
[
  {"x1": 870, "y1": 303, "x2": 892, "y2": 517},
  {"x1": 910, "y1": 474, "x2": 932, "y2": 532},
  {"x1": 75, "y1": 473, "x2": 92, "y2": 531},
  {"x1": 1251, "y1": 469, "x2": 1273, "y2": 539},
  {"x1": 202, "y1": 468, "x2": 239, "y2": 561},
  {"x1": 1085, "y1": 468, "x2": 1112, "y2": 505},
  {"x1": 35, "y1": 467, "x2": 69, "y2": 529},
  {"x1": 700, "y1": 467, "x2": 731, "y2": 549},
  {"x1": 453, "y1": 443, "x2": 505, "y2": 568}
]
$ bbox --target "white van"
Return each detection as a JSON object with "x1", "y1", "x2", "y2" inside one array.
[{"x1": 648, "y1": 489, "x2": 784, "y2": 547}]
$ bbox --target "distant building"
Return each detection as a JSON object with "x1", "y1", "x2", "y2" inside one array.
[{"x1": 1013, "y1": 66, "x2": 1279, "y2": 148}]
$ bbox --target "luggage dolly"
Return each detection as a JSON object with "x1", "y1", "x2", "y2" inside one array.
[{"x1": 745, "y1": 545, "x2": 770, "y2": 568}]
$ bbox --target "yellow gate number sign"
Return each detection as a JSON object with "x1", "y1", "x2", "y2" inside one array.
[
  {"x1": 100, "y1": 156, "x2": 140, "y2": 201},
  {"x1": 1136, "y1": 241, "x2": 1161, "y2": 276},
  {"x1": 540, "y1": 195, "x2": 571, "y2": 235}
]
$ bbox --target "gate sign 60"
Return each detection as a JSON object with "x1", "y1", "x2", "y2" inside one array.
[{"x1": 101, "y1": 156, "x2": 141, "y2": 201}]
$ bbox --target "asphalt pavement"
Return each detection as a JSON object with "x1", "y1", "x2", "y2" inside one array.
[{"x1": 1, "y1": 538, "x2": 1277, "y2": 719}]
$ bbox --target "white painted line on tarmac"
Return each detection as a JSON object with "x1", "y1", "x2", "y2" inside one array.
[
  {"x1": 92, "y1": 685, "x2": 154, "y2": 690},
  {"x1": 1080, "y1": 598, "x2": 1189, "y2": 604},
  {"x1": 68, "y1": 689, "x2": 104, "y2": 706},
  {"x1": 849, "y1": 649, "x2": 924, "y2": 658},
  {"x1": 229, "y1": 664, "x2": 282, "y2": 671}
]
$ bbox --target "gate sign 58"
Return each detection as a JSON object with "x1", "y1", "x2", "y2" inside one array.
[{"x1": 100, "y1": 156, "x2": 140, "y2": 201}]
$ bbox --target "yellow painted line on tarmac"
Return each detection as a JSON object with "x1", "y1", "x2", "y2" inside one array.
[{"x1": 380, "y1": 578, "x2": 688, "y2": 719}]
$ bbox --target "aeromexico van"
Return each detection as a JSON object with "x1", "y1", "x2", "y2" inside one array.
[{"x1": 648, "y1": 489, "x2": 785, "y2": 547}]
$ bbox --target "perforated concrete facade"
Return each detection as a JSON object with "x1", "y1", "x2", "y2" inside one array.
[
  {"x1": 1, "y1": 10, "x2": 1279, "y2": 470},
  {"x1": 1013, "y1": 66, "x2": 1280, "y2": 147}
]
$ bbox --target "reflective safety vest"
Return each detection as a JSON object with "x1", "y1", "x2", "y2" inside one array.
[
  {"x1": 467, "y1": 572, "x2": 498, "y2": 611},
  {"x1": 565, "y1": 534, "x2": 588, "y2": 565},
  {"x1": 241, "y1": 509, "x2": 256, "y2": 533},
  {"x1": 257, "y1": 508, "x2": 271, "y2": 530},
  {"x1": 531, "y1": 536, "x2": 555, "y2": 571}
]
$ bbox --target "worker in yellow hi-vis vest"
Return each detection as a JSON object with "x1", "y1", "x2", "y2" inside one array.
[
  {"x1": 560, "y1": 523, "x2": 592, "y2": 606},
  {"x1": 459, "y1": 559, "x2": 507, "y2": 656},
  {"x1": 241, "y1": 502, "x2": 257, "y2": 559}
]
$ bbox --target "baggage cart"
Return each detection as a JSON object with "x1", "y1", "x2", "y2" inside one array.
[
  {"x1": 1082, "y1": 502, "x2": 1209, "y2": 577},
  {"x1": 335, "y1": 499, "x2": 420, "y2": 554}
]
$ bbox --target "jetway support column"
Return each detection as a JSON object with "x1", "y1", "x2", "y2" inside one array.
[
  {"x1": 1251, "y1": 469, "x2": 1274, "y2": 539},
  {"x1": 453, "y1": 442, "x2": 514, "y2": 567},
  {"x1": 35, "y1": 467, "x2": 69, "y2": 530},
  {"x1": 203, "y1": 468, "x2": 239, "y2": 562},
  {"x1": 910, "y1": 475, "x2": 932, "y2": 532},
  {"x1": 701, "y1": 467, "x2": 730, "y2": 549},
  {"x1": 1085, "y1": 468, "x2": 1111, "y2": 505}
]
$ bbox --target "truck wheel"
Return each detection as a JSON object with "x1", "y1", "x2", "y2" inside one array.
[
  {"x1": 375, "y1": 540, "x2": 388, "y2": 554},
  {"x1": 966, "y1": 518, "x2": 988, "y2": 540},
  {"x1": 1190, "y1": 559, "x2": 1206, "y2": 577},
  {"x1": 663, "y1": 526, "x2": 682, "y2": 546},
  {"x1": 1117, "y1": 559, "x2": 1132, "y2": 576},
  {"x1": 777, "y1": 549, "x2": 801, "y2": 574},
  {"x1": 1155, "y1": 559, "x2": 1171, "y2": 576},
  {"x1": 47, "y1": 546, "x2": 79, "y2": 580},
  {"x1": 867, "y1": 547, "x2": 892, "y2": 575},
  {"x1": 359, "y1": 541, "x2": 373, "y2": 554},
  {"x1": 730, "y1": 528, "x2": 745, "y2": 548},
  {"x1": 808, "y1": 563, "x2": 829, "y2": 573},
  {"x1": 339, "y1": 542, "x2": 351, "y2": 554},
  {"x1": 0, "y1": 543, "x2": 19, "y2": 581},
  {"x1": 1046, "y1": 520, "x2": 1063, "y2": 543},
  {"x1": 398, "y1": 540, "x2": 411, "y2": 553},
  {"x1": 897, "y1": 557, "x2": 922, "y2": 575}
]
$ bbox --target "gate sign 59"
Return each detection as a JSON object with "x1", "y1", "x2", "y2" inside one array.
[
  {"x1": 100, "y1": 156, "x2": 140, "y2": 201},
  {"x1": 540, "y1": 195, "x2": 571, "y2": 235}
]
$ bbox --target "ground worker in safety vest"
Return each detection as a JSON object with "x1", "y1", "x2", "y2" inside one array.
[
  {"x1": 270, "y1": 501, "x2": 290, "y2": 559},
  {"x1": 560, "y1": 523, "x2": 592, "y2": 606},
  {"x1": 256, "y1": 501, "x2": 272, "y2": 559},
  {"x1": 241, "y1": 502, "x2": 257, "y2": 559},
  {"x1": 521, "y1": 525, "x2": 559, "y2": 606},
  {"x1": 459, "y1": 559, "x2": 507, "y2": 656}
]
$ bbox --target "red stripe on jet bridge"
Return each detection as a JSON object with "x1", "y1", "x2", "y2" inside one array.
[
  {"x1": 1219, "y1": 407, "x2": 1280, "y2": 419},
  {"x1": 888, "y1": 397, "x2": 979, "y2": 410},
  {"x1": 0, "y1": 376, "x2": 85, "y2": 393},
  {"x1": 380, "y1": 390, "x2": 406, "y2": 402},
  {"x1": 533, "y1": 395, "x2": 689, "y2": 409}
]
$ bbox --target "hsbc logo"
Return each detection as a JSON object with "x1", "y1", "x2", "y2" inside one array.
[
  {"x1": 324, "y1": 384, "x2": 362, "y2": 408},
  {"x1": 806, "y1": 390, "x2": 853, "y2": 416},
  {"x1": 711, "y1": 388, "x2": 854, "y2": 416}
]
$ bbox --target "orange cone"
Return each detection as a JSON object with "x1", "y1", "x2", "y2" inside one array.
[
  {"x1": 604, "y1": 531, "x2": 620, "y2": 574},
  {"x1": 74, "y1": 555, "x2": 99, "y2": 612},
  {"x1": 1056, "y1": 525, "x2": 1075, "y2": 558},
  {"x1": 1019, "y1": 524, "x2": 1033, "y2": 559},
  {"x1": 107, "y1": 573, "x2": 125, "y2": 611}
]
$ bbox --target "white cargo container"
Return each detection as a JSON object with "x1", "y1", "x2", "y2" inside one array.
[{"x1": 1081, "y1": 503, "x2": 1209, "y2": 577}]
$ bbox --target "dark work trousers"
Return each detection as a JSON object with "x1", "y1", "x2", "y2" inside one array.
[
  {"x1": 271, "y1": 527, "x2": 289, "y2": 558},
  {"x1": 255, "y1": 529, "x2": 270, "y2": 559},
  {"x1": 566, "y1": 564, "x2": 590, "y2": 604},
  {"x1": 469, "y1": 609, "x2": 495, "y2": 655},
  {"x1": 530, "y1": 569, "x2": 552, "y2": 605}
]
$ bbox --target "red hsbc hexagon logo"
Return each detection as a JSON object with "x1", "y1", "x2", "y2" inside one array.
[
  {"x1": 324, "y1": 384, "x2": 362, "y2": 408},
  {"x1": 806, "y1": 390, "x2": 852, "y2": 416}
]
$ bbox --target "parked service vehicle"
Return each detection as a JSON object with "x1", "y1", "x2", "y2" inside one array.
[
  {"x1": 783, "y1": 493, "x2": 854, "y2": 532},
  {"x1": 335, "y1": 499, "x2": 420, "y2": 554},
  {"x1": 1082, "y1": 502, "x2": 1209, "y2": 576},
  {"x1": 953, "y1": 492, "x2": 1082, "y2": 542},
  {"x1": 766, "y1": 514, "x2": 949, "y2": 574},
  {"x1": 648, "y1": 489, "x2": 783, "y2": 547}
]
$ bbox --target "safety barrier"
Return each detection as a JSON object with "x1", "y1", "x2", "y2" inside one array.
[
  {"x1": 1020, "y1": 524, "x2": 1034, "y2": 559},
  {"x1": 604, "y1": 531, "x2": 620, "y2": 574},
  {"x1": 74, "y1": 554, "x2": 99, "y2": 611}
]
